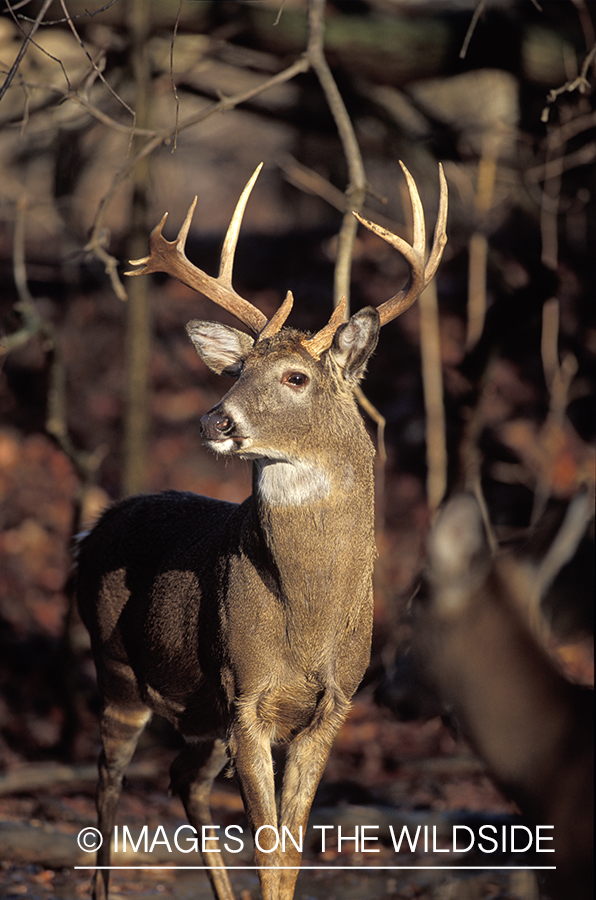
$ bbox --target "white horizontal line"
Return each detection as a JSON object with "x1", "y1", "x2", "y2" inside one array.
[{"x1": 75, "y1": 865, "x2": 557, "y2": 871}]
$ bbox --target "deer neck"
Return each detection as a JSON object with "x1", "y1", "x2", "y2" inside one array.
[
  {"x1": 249, "y1": 438, "x2": 376, "y2": 603},
  {"x1": 254, "y1": 457, "x2": 333, "y2": 507}
]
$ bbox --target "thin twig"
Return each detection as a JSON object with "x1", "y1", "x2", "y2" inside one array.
[
  {"x1": 459, "y1": 0, "x2": 486, "y2": 60},
  {"x1": 532, "y1": 295, "x2": 569, "y2": 523},
  {"x1": 14, "y1": 0, "x2": 120, "y2": 26},
  {"x1": 169, "y1": 0, "x2": 184, "y2": 152},
  {"x1": 541, "y1": 297, "x2": 560, "y2": 391},
  {"x1": 570, "y1": 0, "x2": 596, "y2": 49},
  {"x1": 7, "y1": 200, "x2": 103, "y2": 485},
  {"x1": 304, "y1": 0, "x2": 387, "y2": 480},
  {"x1": 0, "y1": 198, "x2": 42, "y2": 355},
  {"x1": 544, "y1": 109, "x2": 596, "y2": 148},
  {"x1": 13, "y1": 198, "x2": 35, "y2": 308},
  {"x1": 65, "y1": 90, "x2": 155, "y2": 136},
  {"x1": 533, "y1": 490, "x2": 594, "y2": 608},
  {"x1": 419, "y1": 280, "x2": 447, "y2": 514},
  {"x1": 85, "y1": 54, "x2": 311, "y2": 296},
  {"x1": 525, "y1": 141, "x2": 596, "y2": 182},
  {"x1": 273, "y1": 0, "x2": 287, "y2": 27},
  {"x1": 278, "y1": 153, "x2": 402, "y2": 235},
  {"x1": 354, "y1": 385, "x2": 386, "y2": 466},
  {"x1": 58, "y1": 0, "x2": 136, "y2": 132},
  {"x1": 459, "y1": 355, "x2": 499, "y2": 555},
  {"x1": 466, "y1": 140, "x2": 497, "y2": 351},
  {"x1": 541, "y1": 41, "x2": 596, "y2": 122},
  {"x1": 540, "y1": 127, "x2": 563, "y2": 271},
  {"x1": 307, "y1": 0, "x2": 366, "y2": 315},
  {"x1": 122, "y1": 0, "x2": 153, "y2": 497},
  {"x1": 0, "y1": 0, "x2": 54, "y2": 103}
]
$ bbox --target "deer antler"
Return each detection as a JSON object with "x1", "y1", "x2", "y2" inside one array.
[
  {"x1": 126, "y1": 161, "x2": 447, "y2": 352},
  {"x1": 301, "y1": 163, "x2": 448, "y2": 360},
  {"x1": 126, "y1": 163, "x2": 293, "y2": 338},
  {"x1": 354, "y1": 162, "x2": 448, "y2": 326},
  {"x1": 304, "y1": 295, "x2": 348, "y2": 358}
]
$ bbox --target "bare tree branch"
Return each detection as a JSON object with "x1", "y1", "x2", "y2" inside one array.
[
  {"x1": 419, "y1": 280, "x2": 446, "y2": 514},
  {"x1": 466, "y1": 140, "x2": 497, "y2": 350},
  {"x1": 306, "y1": 0, "x2": 366, "y2": 315},
  {"x1": 14, "y1": 0, "x2": 120, "y2": 27},
  {"x1": 122, "y1": 0, "x2": 153, "y2": 497},
  {"x1": 532, "y1": 300, "x2": 581, "y2": 523},
  {"x1": 169, "y1": 0, "x2": 184, "y2": 152},
  {"x1": 4, "y1": 200, "x2": 103, "y2": 490},
  {"x1": 278, "y1": 153, "x2": 405, "y2": 235},
  {"x1": 459, "y1": 0, "x2": 486, "y2": 60},
  {"x1": 541, "y1": 41, "x2": 596, "y2": 122},
  {"x1": 305, "y1": 0, "x2": 389, "y2": 473},
  {"x1": 58, "y1": 0, "x2": 136, "y2": 128},
  {"x1": 85, "y1": 54, "x2": 311, "y2": 296},
  {"x1": 0, "y1": 0, "x2": 54, "y2": 102},
  {"x1": 526, "y1": 141, "x2": 596, "y2": 182},
  {"x1": 0, "y1": 198, "x2": 41, "y2": 356},
  {"x1": 540, "y1": 127, "x2": 563, "y2": 271}
]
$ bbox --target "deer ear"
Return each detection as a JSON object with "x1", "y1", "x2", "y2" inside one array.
[
  {"x1": 329, "y1": 307, "x2": 380, "y2": 383},
  {"x1": 426, "y1": 494, "x2": 491, "y2": 612},
  {"x1": 186, "y1": 320, "x2": 255, "y2": 376}
]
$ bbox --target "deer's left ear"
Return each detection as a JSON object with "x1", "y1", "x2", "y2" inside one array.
[{"x1": 329, "y1": 307, "x2": 380, "y2": 384}]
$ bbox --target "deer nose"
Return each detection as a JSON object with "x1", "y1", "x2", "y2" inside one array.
[{"x1": 201, "y1": 409, "x2": 234, "y2": 441}]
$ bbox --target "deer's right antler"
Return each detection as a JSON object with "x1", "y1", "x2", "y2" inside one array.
[{"x1": 126, "y1": 163, "x2": 282, "y2": 337}]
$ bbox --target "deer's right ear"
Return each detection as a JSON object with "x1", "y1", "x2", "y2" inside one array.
[
  {"x1": 186, "y1": 320, "x2": 255, "y2": 376},
  {"x1": 329, "y1": 307, "x2": 380, "y2": 384},
  {"x1": 427, "y1": 494, "x2": 491, "y2": 612}
]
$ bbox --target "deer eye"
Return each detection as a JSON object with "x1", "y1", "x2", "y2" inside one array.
[{"x1": 283, "y1": 371, "x2": 310, "y2": 389}]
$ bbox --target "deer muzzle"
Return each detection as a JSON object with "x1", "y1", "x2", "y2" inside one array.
[{"x1": 200, "y1": 407, "x2": 235, "y2": 440}]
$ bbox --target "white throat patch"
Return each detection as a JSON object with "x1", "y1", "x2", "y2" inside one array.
[{"x1": 256, "y1": 459, "x2": 331, "y2": 506}]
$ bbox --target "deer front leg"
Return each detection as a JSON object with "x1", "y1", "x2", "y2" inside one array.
[
  {"x1": 276, "y1": 689, "x2": 351, "y2": 899},
  {"x1": 231, "y1": 718, "x2": 280, "y2": 900},
  {"x1": 170, "y1": 739, "x2": 236, "y2": 900},
  {"x1": 93, "y1": 704, "x2": 152, "y2": 900}
]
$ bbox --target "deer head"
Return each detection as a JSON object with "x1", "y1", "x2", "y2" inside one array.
[
  {"x1": 127, "y1": 163, "x2": 447, "y2": 511},
  {"x1": 129, "y1": 162, "x2": 446, "y2": 330}
]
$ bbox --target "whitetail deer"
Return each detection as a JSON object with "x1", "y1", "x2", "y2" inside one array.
[
  {"x1": 414, "y1": 492, "x2": 594, "y2": 900},
  {"x1": 76, "y1": 161, "x2": 447, "y2": 900}
]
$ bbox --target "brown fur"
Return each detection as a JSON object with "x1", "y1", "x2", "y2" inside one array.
[
  {"x1": 76, "y1": 311, "x2": 379, "y2": 900},
  {"x1": 414, "y1": 494, "x2": 594, "y2": 900}
]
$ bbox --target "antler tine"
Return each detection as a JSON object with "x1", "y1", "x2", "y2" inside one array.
[
  {"x1": 421, "y1": 163, "x2": 448, "y2": 285},
  {"x1": 258, "y1": 290, "x2": 294, "y2": 341},
  {"x1": 304, "y1": 295, "x2": 348, "y2": 358},
  {"x1": 354, "y1": 162, "x2": 448, "y2": 327},
  {"x1": 126, "y1": 165, "x2": 268, "y2": 336},
  {"x1": 400, "y1": 160, "x2": 427, "y2": 264},
  {"x1": 219, "y1": 163, "x2": 262, "y2": 286}
]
